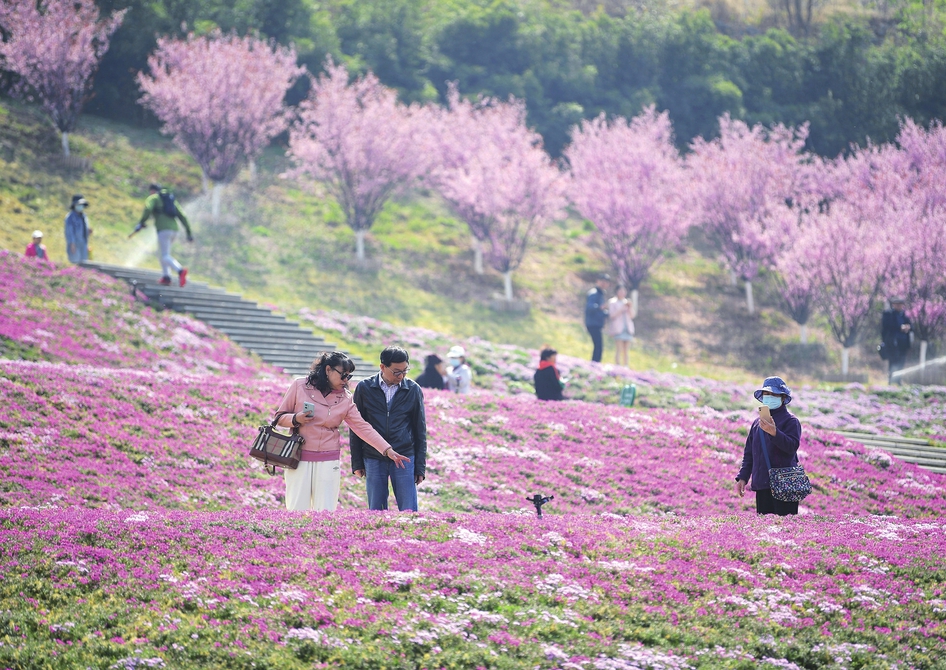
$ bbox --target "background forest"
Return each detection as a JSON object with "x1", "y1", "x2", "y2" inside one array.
[{"x1": 85, "y1": 0, "x2": 946, "y2": 157}]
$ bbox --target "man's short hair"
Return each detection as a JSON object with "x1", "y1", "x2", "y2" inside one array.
[
  {"x1": 380, "y1": 346, "x2": 410, "y2": 366},
  {"x1": 540, "y1": 347, "x2": 557, "y2": 361},
  {"x1": 597, "y1": 273, "x2": 611, "y2": 282},
  {"x1": 149, "y1": 183, "x2": 161, "y2": 192}
]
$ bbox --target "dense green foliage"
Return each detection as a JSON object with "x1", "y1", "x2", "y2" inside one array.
[{"x1": 71, "y1": 0, "x2": 946, "y2": 157}]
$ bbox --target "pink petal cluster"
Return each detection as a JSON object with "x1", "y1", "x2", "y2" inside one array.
[{"x1": 138, "y1": 31, "x2": 304, "y2": 183}]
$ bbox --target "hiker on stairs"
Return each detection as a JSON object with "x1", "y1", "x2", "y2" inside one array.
[{"x1": 129, "y1": 183, "x2": 194, "y2": 286}]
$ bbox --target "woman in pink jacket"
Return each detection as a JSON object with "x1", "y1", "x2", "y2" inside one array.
[{"x1": 274, "y1": 351, "x2": 408, "y2": 511}]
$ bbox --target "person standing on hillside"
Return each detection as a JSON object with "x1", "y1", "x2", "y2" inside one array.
[
  {"x1": 585, "y1": 274, "x2": 610, "y2": 362},
  {"x1": 446, "y1": 345, "x2": 473, "y2": 394},
  {"x1": 606, "y1": 284, "x2": 635, "y2": 367},
  {"x1": 129, "y1": 184, "x2": 194, "y2": 286},
  {"x1": 881, "y1": 297, "x2": 912, "y2": 383},
  {"x1": 64, "y1": 195, "x2": 92, "y2": 264},
  {"x1": 534, "y1": 347, "x2": 565, "y2": 401},
  {"x1": 351, "y1": 346, "x2": 428, "y2": 512},
  {"x1": 25, "y1": 231, "x2": 51, "y2": 264},
  {"x1": 734, "y1": 376, "x2": 803, "y2": 516}
]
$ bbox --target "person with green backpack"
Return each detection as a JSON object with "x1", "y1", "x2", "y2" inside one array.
[{"x1": 129, "y1": 183, "x2": 194, "y2": 286}]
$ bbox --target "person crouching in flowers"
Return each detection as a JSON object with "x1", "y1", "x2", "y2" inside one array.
[
  {"x1": 734, "y1": 376, "x2": 802, "y2": 516},
  {"x1": 273, "y1": 351, "x2": 408, "y2": 511}
]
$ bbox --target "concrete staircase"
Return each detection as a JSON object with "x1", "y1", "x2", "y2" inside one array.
[
  {"x1": 834, "y1": 430, "x2": 946, "y2": 474},
  {"x1": 82, "y1": 262, "x2": 377, "y2": 380}
]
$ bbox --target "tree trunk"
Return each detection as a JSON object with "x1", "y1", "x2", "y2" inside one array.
[
  {"x1": 472, "y1": 237, "x2": 484, "y2": 275},
  {"x1": 61, "y1": 131, "x2": 70, "y2": 157},
  {"x1": 920, "y1": 340, "x2": 928, "y2": 368},
  {"x1": 745, "y1": 280, "x2": 754, "y2": 314},
  {"x1": 211, "y1": 183, "x2": 224, "y2": 222},
  {"x1": 729, "y1": 268, "x2": 737, "y2": 287},
  {"x1": 248, "y1": 159, "x2": 257, "y2": 186},
  {"x1": 503, "y1": 271, "x2": 514, "y2": 301},
  {"x1": 202, "y1": 172, "x2": 210, "y2": 195},
  {"x1": 800, "y1": 324, "x2": 808, "y2": 345},
  {"x1": 355, "y1": 230, "x2": 366, "y2": 261},
  {"x1": 630, "y1": 289, "x2": 639, "y2": 319},
  {"x1": 841, "y1": 347, "x2": 850, "y2": 375}
]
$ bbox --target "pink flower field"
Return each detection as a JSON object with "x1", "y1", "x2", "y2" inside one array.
[{"x1": 2, "y1": 255, "x2": 946, "y2": 668}]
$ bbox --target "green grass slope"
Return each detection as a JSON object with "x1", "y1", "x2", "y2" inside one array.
[{"x1": 0, "y1": 99, "x2": 890, "y2": 384}]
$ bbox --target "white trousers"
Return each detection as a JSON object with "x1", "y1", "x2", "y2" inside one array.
[
  {"x1": 283, "y1": 460, "x2": 341, "y2": 511},
  {"x1": 157, "y1": 229, "x2": 182, "y2": 277}
]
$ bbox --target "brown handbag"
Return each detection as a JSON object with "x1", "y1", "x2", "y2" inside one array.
[{"x1": 249, "y1": 411, "x2": 304, "y2": 475}]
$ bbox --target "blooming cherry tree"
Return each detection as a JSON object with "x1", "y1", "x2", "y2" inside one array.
[
  {"x1": 814, "y1": 146, "x2": 906, "y2": 375},
  {"x1": 0, "y1": 0, "x2": 126, "y2": 156},
  {"x1": 565, "y1": 107, "x2": 689, "y2": 316},
  {"x1": 888, "y1": 119, "x2": 946, "y2": 365},
  {"x1": 138, "y1": 31, "x2": 304, "y2": 219},
  {"x1": 689, "y1": 115, "x2": 809, "y2": 314},
  {"x1": 288, "y1": 60, "x2": 430, "y2": 261},
  {"x1": 431, "y1": 86, "x2": 564, "y2": 298}
]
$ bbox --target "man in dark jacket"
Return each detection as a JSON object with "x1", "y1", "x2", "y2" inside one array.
[
  {"x1": 881, "y1": 298, "x2": 912, "y2": 383},
  {"x1": 585, "y1": 274, "x2": 610, "y2": 362},
  {"x1": 734, "y1": 376, "x2": 803, "y2": 516},
  {"x1": 351, "y1": 346, "x2": 428, "y2": 511},
  {"x1": 534, "y1": 347, "x2": 564, "y2": 401}
]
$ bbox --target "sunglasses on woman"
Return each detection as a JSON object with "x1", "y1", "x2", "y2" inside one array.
[{"x1": 331, "y1": 367, "x2": 354, "y2": 381}]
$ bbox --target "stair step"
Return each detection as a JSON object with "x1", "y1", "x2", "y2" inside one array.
[
  {"x1": 83, "y1": 262, "x2": 369, "y2": 376},
  {"x1": 834, "y1": 430, "x2": 932, "y2": 446}
]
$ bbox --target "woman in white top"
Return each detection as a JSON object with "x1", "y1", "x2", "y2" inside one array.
[
  {"x1": 446, "y1": 345, "x2": 473, "y2": 394},
  {"x1": 606, "y1": 285, "x2": 635, "y2": 367}
]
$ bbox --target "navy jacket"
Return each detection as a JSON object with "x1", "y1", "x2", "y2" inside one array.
[
  {"x1": 585, "y1": 288, "x2": 607, "y2": 328},
  {"x1": 736, "y1": 405, "x2": 802, "y2": 491},
  {"x1": 350, "y1": 374, "x2": 427, "y2": 476},
  {"x1": 881, "y1": 309, "x2": 911, "y2": 355},
  {"x1": 534, "y1": 366, "x2": 564, "y2": 401}
]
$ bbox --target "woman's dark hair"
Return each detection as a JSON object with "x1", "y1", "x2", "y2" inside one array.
[
  {"x1": 424, "y1": 353, "x2": 442, "y2": 368},
  {"x1": 306, "y1": 351, "x2": 355, "y2": 394},
  {"x1": 540, "y1": 347, "x2": 557, "y2": 361},
  {"x1": 380, "y1": 346, "x2": 410, "y2": 366}
]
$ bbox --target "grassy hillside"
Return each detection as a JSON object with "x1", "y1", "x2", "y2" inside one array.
[{"x1": 0, "y1": 99, "x2": 890, "y2": 384}]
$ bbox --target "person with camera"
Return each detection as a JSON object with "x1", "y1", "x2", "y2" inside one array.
[
  {"x1": 273, "y1": 351, "x2": 408, "y2": 512},
  {"x1": 350, "y1": 346, "x2": 428, "y2": 511},
  {"x1": 129, "y1": 183, "x2": 194, "y2": 286},
  {"x1": 734, "y1": 376, "x2": 802, "y2": 516},
  {"x1": 881, "y1": 297, "x2": 912, "y2": 384}
]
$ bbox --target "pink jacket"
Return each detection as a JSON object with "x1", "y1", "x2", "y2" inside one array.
[{"x1": 274, "y1": 377, "x2": 391, "y2": 461}]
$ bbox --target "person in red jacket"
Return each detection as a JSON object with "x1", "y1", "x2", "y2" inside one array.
[{"x1": 24, "y1": 231, "x2": 51, "y2": 263}]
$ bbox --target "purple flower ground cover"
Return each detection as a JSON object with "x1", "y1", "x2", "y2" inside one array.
[
  {"x1": 0, "y1": 250, "x2": 269, "y2": 377},
  {"x1": 2, "y1": 361, "x2": 945, "y2": 518},
  {"x1": 2, "y1": 255, "x2": 946, "y2": 667},
  {"x1": 300, "y1": 309, "x2": 946, "y2": 441},
  {"x1": 0, "y1": 509, "x2": 943, "y2": 669}
]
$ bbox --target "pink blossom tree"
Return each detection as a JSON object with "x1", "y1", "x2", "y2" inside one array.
[
  {"x1": 483, "y1": 142, "x2": 566, "y2": 301},
  {"x1": 814, "y1": 145, "x2": 906, "y2": 375},
  {"x1": 565, "y1": 107, "x2": 690, "y2": 317},
  {"x1": 688, "y1": 115, "x2": 810, "y2": 314},
  {"x1": 888, "y1": 119, "x2": 946, "y2": 366},
  {"x1": 138, "y1": 31, "x2": 304, "y2": 219},
  {"x1": 0, "y1": 0, "x2": 126, "y2": 156},
  {"x1": 428, "y1": 86, "x2": 509, "y2": 275},
  {"x1": 287, "y1": 60, "x2": 430, "y2": 261},
  {"x1": 773, "y1": 211, "x2": 821, "y2": 344}
]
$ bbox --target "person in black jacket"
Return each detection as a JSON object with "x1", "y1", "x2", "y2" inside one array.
[
  {"x1": 534, "y1": 347, "x2": 565, "y2": 401},
  {"x1": 881, "y1": 298, "x2": 912, "y2": 383},
  {"x1": 415, "y1": 354, "x2": 446, "y2": 390},
  {"x1": 351, "y1": 346, "x2": 428, "y2": 511},
  {"x1": 585, "y1": 274, "x2": 610, "y2": 362}
]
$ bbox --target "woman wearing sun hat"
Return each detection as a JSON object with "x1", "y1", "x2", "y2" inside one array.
[
  {"x1": 446, "y1": 345, "x2": 473, "y2": 394},
  {"x1": 734, "y1": 376, "x2": 803, "y2": 516},
  {"x1": 64, "y1": 194, "x2": 92, "y2": 264}
]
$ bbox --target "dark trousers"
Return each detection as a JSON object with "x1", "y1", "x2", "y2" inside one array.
[
  {"x1": 755, "y1": 488, "x2": 798, "y2": 516},
  {"x1": 587, "y1": 325, "x2": 603, "y2": 362},
  {"x1": 888, "y1": 355, "x2": 907, "y2": 384}
]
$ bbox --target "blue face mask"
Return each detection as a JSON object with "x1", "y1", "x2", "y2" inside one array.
[{"x1": 761, "y1": 395, "x2": 782, "y2": 410}]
